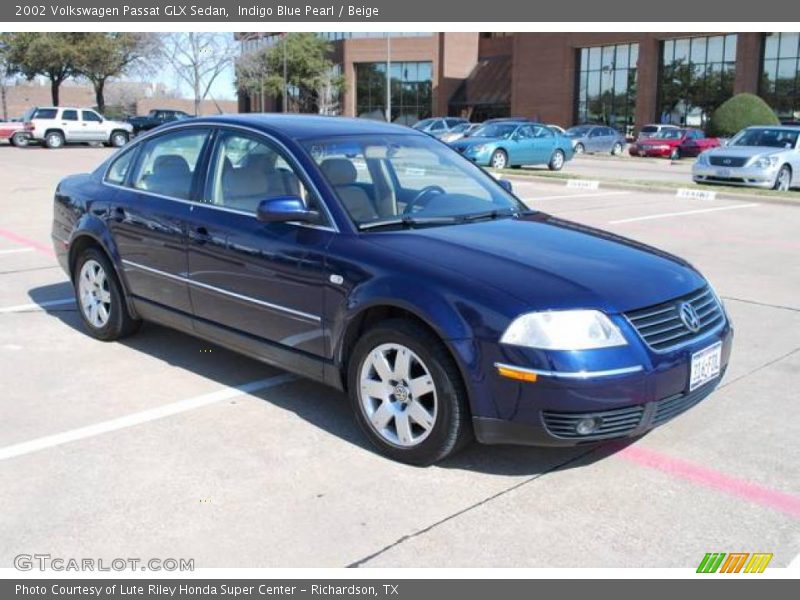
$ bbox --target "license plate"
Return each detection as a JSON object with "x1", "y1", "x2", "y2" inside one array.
[
  {"x1": 715, "y1": 168, "x2": 731, "y2": 178},
  {"x1": 689, "y1": 342, "x2": 722, "y2": 391}
]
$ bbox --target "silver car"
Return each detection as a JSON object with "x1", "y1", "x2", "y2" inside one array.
[
  {"x1": 692, "y1": 126, "x2": 800, "y2": 191},
  {"x1": 565, "y1": 125, "x2": 627, "y2": 155}
]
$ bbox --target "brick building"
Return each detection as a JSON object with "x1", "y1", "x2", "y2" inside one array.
[{"x1": 236, "y1": 32, "x2": 800, "y2": 134}]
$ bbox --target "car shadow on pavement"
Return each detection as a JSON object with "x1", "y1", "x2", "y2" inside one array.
[{"x1": 29, "y1": 281, "x2": 635, "y2": 476}]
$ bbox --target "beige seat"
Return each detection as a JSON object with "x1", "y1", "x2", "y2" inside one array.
[{"x1": 320, "y1": 158, "x2": 378, "y2": 222}]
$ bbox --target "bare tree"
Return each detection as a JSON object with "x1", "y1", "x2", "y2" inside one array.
[{"x1": 159, "y1": 32, "x2": 236, "y2": 116}]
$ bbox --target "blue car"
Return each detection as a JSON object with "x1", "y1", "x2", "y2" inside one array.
[
  {"x1": 449, "y1": 121, "x2": 574, "y2": 170},
  {"x1": 52, "y1": 115, "x2": 732, "y2": 465}
]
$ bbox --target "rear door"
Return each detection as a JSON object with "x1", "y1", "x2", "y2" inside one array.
[
  {"x1": 59, "y1": 109, "x2": 83, "y2": 142},
  {"x1": 106, "y1": 127, "x2": 211, "y2": 313}
]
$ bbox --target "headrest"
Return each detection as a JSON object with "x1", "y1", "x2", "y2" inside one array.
[
  {"x1": 320, "y1": 158, "x2": 357, "y2": 186},
  {"x1": 153, "y1": 154, "x2": 190, "y2": 173}
]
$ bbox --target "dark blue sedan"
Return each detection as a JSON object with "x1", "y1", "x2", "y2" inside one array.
[{"x1": 51, "y1": 115, "x2": 733, "y2": 465}]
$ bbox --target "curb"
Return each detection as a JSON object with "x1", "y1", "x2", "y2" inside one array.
[{"x1": 496, "y1": 172, "x2": 800, "y2": 208}]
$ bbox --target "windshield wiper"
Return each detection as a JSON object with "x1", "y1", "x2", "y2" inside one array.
[
  {"x1": 358, "y1": 215, "x2": 460, "y2": 231},
  {"x1": 458, "y1": 209, "x2": 526, "y2": 223}
]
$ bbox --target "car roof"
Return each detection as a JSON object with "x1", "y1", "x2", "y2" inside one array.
[
  {"x1": 744, "y1": 124, "x2": 800, "y2": 131},
  {"x1": 172, "y1": 113, "x2": 420, "y2": 140}
]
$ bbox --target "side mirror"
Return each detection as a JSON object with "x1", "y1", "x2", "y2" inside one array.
[
  {"x1": 256, "y1": 196, "x2": 320, "y2": 224},
  {"x1": 497, "y1": 179, "x2": 513, "y2": 193}
]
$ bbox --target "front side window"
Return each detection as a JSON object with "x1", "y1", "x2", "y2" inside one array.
[
  {"x1": 82, "y1": 111, "x2": 102, "y2": 122},
  {"x1": 131, "y1": 129, "x2": 209, "y2": 200},
  {"x1": 207, "y1": 131, "x2": 325, "y2": 219},
  {"x1": 304, "y1": 134, "x2": 526, "y2": 229}
]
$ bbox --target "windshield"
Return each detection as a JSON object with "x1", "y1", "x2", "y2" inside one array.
[
  {"x1": 729, "y1": 128, "x2": 799, "y2": 149},
  {"x1": 470, "y1": 123, "x2": 517, "y2": 139},
  {"x1": 303, "y1": 134, "x2": 527, "y2": 229},
  {"x1": 412, "y1": 119, "x2": 436, "y2": 131},
  {"x1": 450, "y1": 123, "x2": 471, "y2": 134},
  {"x1": 566, "y1": 126, "x2": 591, "y2": 137}
]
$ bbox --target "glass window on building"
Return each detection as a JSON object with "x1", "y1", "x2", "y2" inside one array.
[
  {"x1": 355, "y1": 61, "x2": 432, "y2": 125},
  {"x1": 658, "y1": 34, "x2": 737, "y2": 128},
  {"x1": 575, "y1": 42, "x2": 638, "y2": 135},
  {"x1": 761, "y1": 32, "x2": 800, "y2": 122}
]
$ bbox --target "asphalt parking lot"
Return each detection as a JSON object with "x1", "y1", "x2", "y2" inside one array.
[{"x1": 1, "y1": 145, "x2": 798, "y2": 569}]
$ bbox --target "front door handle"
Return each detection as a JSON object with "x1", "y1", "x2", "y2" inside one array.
[
  {"x1": 190, "y1": 226, "x2": 211, "y2": 245},
  {"x1": 112, "y1": 207, "x2": 125, "y2": 222}
]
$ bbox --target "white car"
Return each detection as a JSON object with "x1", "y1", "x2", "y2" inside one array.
[
  {"x1": 692, "y1": 126, "x2": 800, "y2": 191},
  {"x1": 23, "y1": 107, "x2": 133, "y2": 149}
]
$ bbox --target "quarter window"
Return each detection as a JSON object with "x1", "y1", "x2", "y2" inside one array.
[
  {"x1": 131, "y1": 129, "x2": 209, "y2": 200},
  {"x1": 106, "y1": 149, "x2": 136, "y2": 185},
  {"x1": 208, "y1": 132, "x2": 324, "y2": 219}
]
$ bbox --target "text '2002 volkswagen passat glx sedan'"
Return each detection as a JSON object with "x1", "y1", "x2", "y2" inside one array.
[{"x1": 52, "y1": 115, "x2": 733, "y2": 465}]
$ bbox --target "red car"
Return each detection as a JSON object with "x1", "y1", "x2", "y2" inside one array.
[
  {"x1": 630, "y1": 128, "x2": 720, "y2": 159},
  {"x1": 0, "y1": 120, "x2": 29, "y2": 146}
]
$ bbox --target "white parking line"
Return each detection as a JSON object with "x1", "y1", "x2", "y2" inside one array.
[
  {"x1": 789, "y1": 552, "x2": 800, "y2": 570},
  {"x1": 526, "y1": 191, "x2": 632, "y2": 202},
  {"x1": 0, "y1": 373, "x2": 297, "y2": 461},
  {"x1": 0, "y1": 298, "x2": 75, "y2": 314},
  {"x1": 0, "y1": 248, "x2": 35, "y2": 255},
  {"x1": 608, "y1": 203, "x2": 759, "y2": 224}
]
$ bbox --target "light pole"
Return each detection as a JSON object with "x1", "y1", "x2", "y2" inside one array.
[
  {"x1": 282, "y1": 33, "x2": 288, "y2": 113},
  {"x1": 386, "y1": 36, "x2": 391, "y2": 123}
]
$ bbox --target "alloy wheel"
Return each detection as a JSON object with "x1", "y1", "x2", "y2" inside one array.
[
  {"x1": 491, "y1": 151, "x2": 507, "y2": 169},
  {"x1": 358, "y1": 343, "x2": 438, "y2": 448},
  {"x1": 775, "y1": 166, "x2": 791, "y2": 191},
  {"x1": 551, "y1": 150, "x2": 564, "y2": 170},
  {"x1": 78, "y1": 259, "x2": 112, "y2": 329}
]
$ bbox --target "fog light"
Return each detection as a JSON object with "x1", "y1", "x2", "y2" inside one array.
[{"x1": 575, "y1": 417, "x2": 602, "y2": 435}]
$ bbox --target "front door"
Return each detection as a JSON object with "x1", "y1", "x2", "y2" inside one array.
[
  {"x1": 106, "y1": 127, "x2": 211, "y2": 314},
  {"x1": 186, "y1": 129, "x2": 334, "y2": 366},
  {"x1": 81, "y1": 110, "x2": 106, "y2": 142}
]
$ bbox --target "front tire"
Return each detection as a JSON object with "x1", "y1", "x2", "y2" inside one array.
[
  {"x1": 490, "y1": 149, "x2": 508, "y2": 170},
  {"x1": 574, "y1": 143, "x2": 585, "y2": 155},
  {"x1": 548, "y1": 149, "x2": 566, "y2": 171},
  {"x1": 773, "y1": 165, "x2": 792, "y2": 191},
  {"x1": 611, "y1": 142, "x2": 623, "y2": 156},
  {"x1": 74, "y1": 248, "x2": 141, "y2": 341},
  {"x1": 347, "y1": 319, "x2": 472, "y2": 465},
  {"x1": 110, "y1": 130, "x2": 129, "y2": 148}
]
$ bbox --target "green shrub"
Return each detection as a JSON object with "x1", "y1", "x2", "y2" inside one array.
[{"x1": 708, "y1": 93, "x2": 780, "y2": 137}]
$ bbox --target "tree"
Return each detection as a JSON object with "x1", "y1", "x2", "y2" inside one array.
[
  {"x1": 708, "y1": 93, "x2": 780, "y2": 137},
  {"x1": 3, "y1": 33, "x2": 81, "y2": 106},
  {"x1": 159, "y1": 32, "x2": 236, "y2": 116},
  {"x1": 0, "y1": 35, "x2": 11, "y2": 120},
  {"x1": 75, "y1": 33, "x2": 157, "y2": 113},
  {"x1": 236, "y1": 33, "x2": 343, "y2": 114}
]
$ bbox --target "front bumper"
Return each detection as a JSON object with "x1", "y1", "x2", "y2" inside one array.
[
  {"x1": 693, "y1": 163, "x2": 779, "y2": 188},
  {"x1": 465, "y1": 317, "x2": 733, "y2": 447}
]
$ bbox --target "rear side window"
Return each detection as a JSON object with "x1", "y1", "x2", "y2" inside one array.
[
  {"x1": 641, "y1": 126, "x2": 657, "y2": 134},
  {"x1": 131, "y1": 129, "x2": 209, "y2": 200},
  {"x1": 32, "y1": 108, "x2": 57, "y2": 119},
  {"x1": 106, "y1": 149, "x2": 137, "y2": 185},
  {"x1": 62, "y1": 110, "x2": 78, "y2": 121},
  {"x1": 429, "y1": 120, "x2": 446, "y2": 131}
]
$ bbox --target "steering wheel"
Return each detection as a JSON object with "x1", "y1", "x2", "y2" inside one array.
[{"x1": 403, "y1": 185, "x2": 446, "y2": 214}]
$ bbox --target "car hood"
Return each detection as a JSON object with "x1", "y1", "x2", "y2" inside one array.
[
  {"x1": 449, "y1": 137, "x2": 502, "y2": 150},
  {"x1": 364, "y1": 214, "x2": 704, "y2": 314},
  {"x1": 705, "y1": 145, "x2": 788, "y2": 158}
]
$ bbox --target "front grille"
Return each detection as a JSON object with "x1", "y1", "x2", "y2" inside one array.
[
  {"x1": 624, "y1": 286, "x2": 724, "y2": 351},
  {"x1": 652, "y1": 377, "x2": 721, "y2": 426},
  {"x1": 542, "y1": 405, "x2": 644, "y2": 440},
  {"x1": 709, "y1": 156, "x2": 748, "y2": 167}
]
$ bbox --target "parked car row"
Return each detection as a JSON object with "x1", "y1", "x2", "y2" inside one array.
[{"x1": 0, "y1": 107, "x2": 193, "y2": 149}]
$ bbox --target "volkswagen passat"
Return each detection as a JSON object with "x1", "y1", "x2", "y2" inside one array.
[{"x1": 52, "y1": 115, "x2": 733, "y2": 465}]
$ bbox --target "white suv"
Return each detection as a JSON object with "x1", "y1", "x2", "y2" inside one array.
[{"x1": 24, "y1": 107, "x2": 133, "y2": 149}]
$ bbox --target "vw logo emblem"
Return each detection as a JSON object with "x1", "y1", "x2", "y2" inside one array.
[{"x1": 679, "y1": 302, "x2": 701, "y2": 333}]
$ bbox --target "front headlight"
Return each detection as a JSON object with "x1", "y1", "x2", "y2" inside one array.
[
  {"x1": 753, "y1": 156, "x2": 779, "y2": 169},
  {"x1": 471, "y1": 144, "x2": 489, "y2": 153},
  {"x1": 696, "y1": 153, "x2": 709, "y2": 166},
  {"x1": 500, "y1": 310, "x2": 628, "y2": 350}
]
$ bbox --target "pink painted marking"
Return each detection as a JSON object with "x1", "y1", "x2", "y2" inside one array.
[
  {"x1": 0, "y1": 228, "x2": 56, "y2": 257},
  {"x1": 616, "y1": 444, "x2": 800, "y2": 519}
]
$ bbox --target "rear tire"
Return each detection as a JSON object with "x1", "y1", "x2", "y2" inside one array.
[
  {"x1": 11, "y1": 132, "x2": 29, "y2": 147},
  {"x1": 611, "y1": 142, "x2": 623, "y2": 156},
  {"x1": 347, "y1": 319, "x2": 472, "y2": 465},
  {"x1": 670, "y1": 147, "x2": 681, "y2": 160},
  {"x1": 73, "y1": 247, "x2": 141, "y2": 341},
  {"x1": 44, "y1": 130, "x2": 65, "y2": 149},
  {"x1": 574, "y1": 143, "x2": 585, "y2": 155}
]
